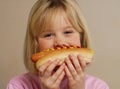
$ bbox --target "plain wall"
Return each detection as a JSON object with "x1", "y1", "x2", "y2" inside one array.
[{"x1": 0, "y1": 0, "x2": 120, "y2": 89}]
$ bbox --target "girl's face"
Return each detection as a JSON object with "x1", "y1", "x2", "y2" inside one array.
[{"x1": 37, "y1": 12, "x2": 81, "y2": 51}]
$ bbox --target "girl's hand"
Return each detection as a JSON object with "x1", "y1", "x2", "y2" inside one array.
[
  {"x1": 38, "y1": 59, "x2": 65, "y2": 89},
  {"x1": 65, "y1": 54, "x2": 87, "y2": 89}
]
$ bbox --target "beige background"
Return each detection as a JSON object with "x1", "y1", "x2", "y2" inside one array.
[{"x1": 0, "y1": 0, "x2": 120, "y2": 89}]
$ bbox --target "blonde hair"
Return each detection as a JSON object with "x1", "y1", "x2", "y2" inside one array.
[{"x1": 24, "y1": 0, "x2": 91, "y2": 72}]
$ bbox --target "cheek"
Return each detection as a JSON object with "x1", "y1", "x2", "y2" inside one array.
[
  {"x1": 67, "y1": 34, "x2": 81, "y2": 47},
  {"x1": 38, "y1": 41, "x2": 46, "y2": 51},
  {"x1": 37, "y1": 38, "x2": 52, "y2": 51}
]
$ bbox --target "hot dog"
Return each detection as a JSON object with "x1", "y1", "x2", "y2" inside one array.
[{"x1": 32, "y1": 46, "x2": 94, "y2": 69}]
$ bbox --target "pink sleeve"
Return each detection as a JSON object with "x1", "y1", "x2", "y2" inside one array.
[
  {"x1": 94, "y1": 82, "x2": 109, "y2": 89},
  {"x1": 7, "y1": 84, "x2": 17, "y2": 89},
  {"x1": 6, "y1": 82, "x2": 25, "y2": 89},
  {"x1": 6, "y1": 79, "x2": 38, "y2": 89},
  {"x1": 85, "y1": 75, "x2": 109, "y2": 89},
  {"x1": 6, "y1": 73, "x2": 41, "y2": 89}
]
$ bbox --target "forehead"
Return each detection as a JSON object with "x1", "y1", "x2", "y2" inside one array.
[
  {"x1": 39, "y1": 9, "x2": 73, "y2": 31},
  {"x1": 48, "y1": 11, "x2": 72, "y2": 29}
]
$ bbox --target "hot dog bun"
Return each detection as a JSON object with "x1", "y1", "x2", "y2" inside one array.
[{"x1": 32, "y1": 46, "x2": 94, "y2": 69}]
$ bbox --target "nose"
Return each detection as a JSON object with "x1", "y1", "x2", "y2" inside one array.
[{"x1": 54, "y1": 36, "x2": 68, "y2": 47}]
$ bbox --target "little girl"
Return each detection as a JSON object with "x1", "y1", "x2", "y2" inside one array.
[{"x1": 7, "y1": 0, "x2": 109, "y2": 89}]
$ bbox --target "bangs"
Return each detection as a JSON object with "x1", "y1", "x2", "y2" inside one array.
[
  {"x1": 65, "y1": 5, "x2": 84, "y2": 33},
  {"x1": 31, "y1": 8, "x2": 66, "y2": 38}
]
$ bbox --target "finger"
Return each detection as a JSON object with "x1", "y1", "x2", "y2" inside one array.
[
  {"x1": 54, "y1": 67, "x2": 65, "y2": 85},
  {"x1": 69, "y1": 54, "x2": 81, "y2": 74},
  {"x1": 51, "y1": 63, "x2": 65, "y2": 82},
  {"x1": 77, "y1": 54, "x2": 86, "y2": 72},
  {"x1": 56, "y1": 71, "x2": 65, "y2": 84},
  {"x1": 64, "y1": 65, "x2": 73, "y2": 81},
  {"x1": 65, "y1": 57, "x2": 77, "y2": 77},
  {"x1": 38, "y1": 60, "x2": 51, "y2": 77},
  {"x1": 44, "y1": 59, "x2": 60, "y2": 78}
]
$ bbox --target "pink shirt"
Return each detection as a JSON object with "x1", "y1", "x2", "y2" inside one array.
[{"x1": 6, "y1": 72, "x2": 109, "y2": 89}]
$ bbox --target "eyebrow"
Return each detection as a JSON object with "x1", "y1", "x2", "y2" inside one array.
[
  {"x1": 63, "y1": 26, "x2": 76, "y2": 31},
  {"x1": 63, "y1": 26, "x2": 73, "y2": 29}
]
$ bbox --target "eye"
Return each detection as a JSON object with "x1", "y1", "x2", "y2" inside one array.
[
  {"x1": 64, "y1": 30, "x2": 73, "y2": 34},
  {"x1": 44, "y1": 33, "x2": 53, "y2": 37}
]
